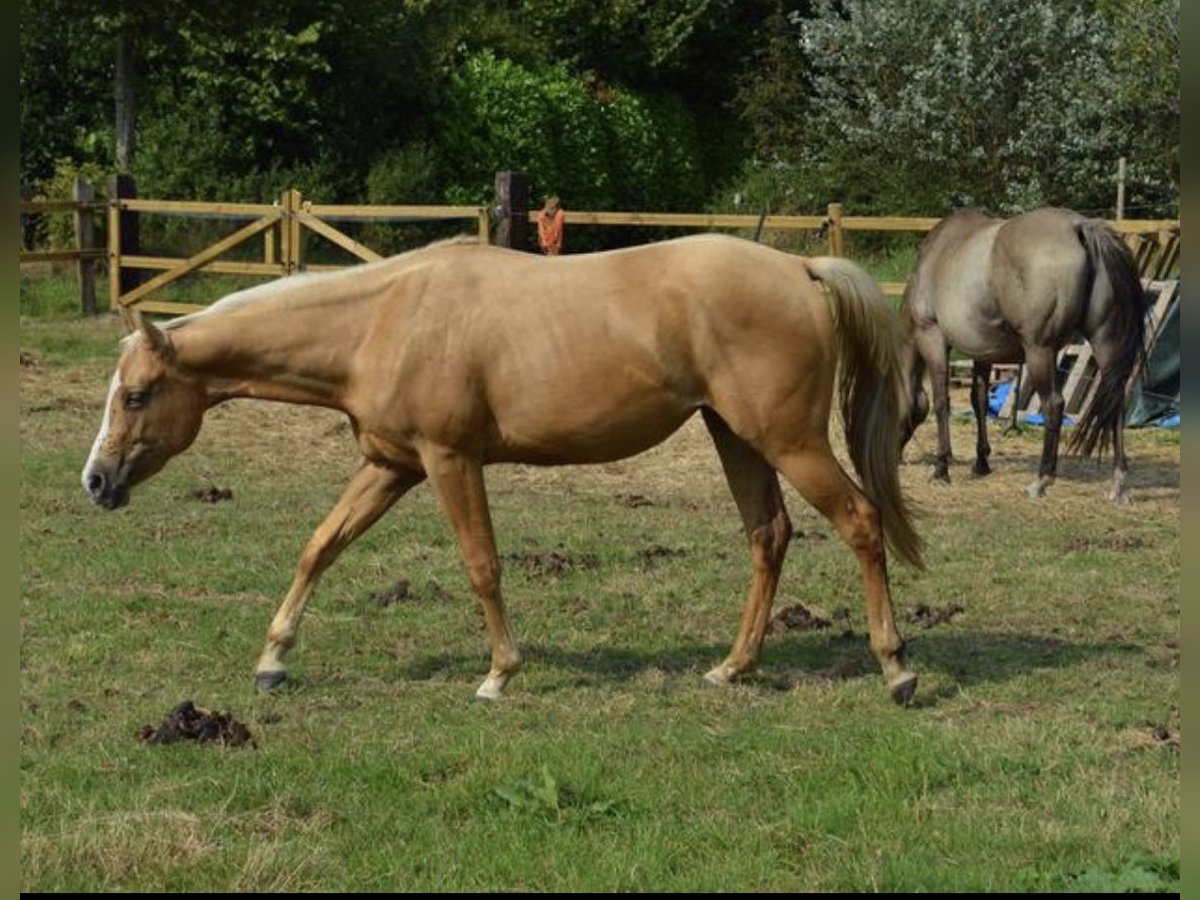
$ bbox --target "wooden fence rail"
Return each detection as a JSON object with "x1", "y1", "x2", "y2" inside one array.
[{"x1": 19, "y1": 181, "x2": 1180, "y2": 315}]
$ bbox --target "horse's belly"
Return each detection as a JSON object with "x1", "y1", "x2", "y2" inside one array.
[
  {"x1": 939, "y1": 308, "x2": 1022, "y2": 363},
  {"x1": 486, "y1": 393, "x2": 696, "y2": 465}
]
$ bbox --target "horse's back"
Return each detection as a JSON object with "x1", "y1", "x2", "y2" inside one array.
[{"x1": 372, "y1": 236, "x2": 835, "y2": 465}]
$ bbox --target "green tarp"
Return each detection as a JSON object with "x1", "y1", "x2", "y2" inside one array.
[{"x1": 1126, "y1": 283, "x2": 1180, "y2": 428}]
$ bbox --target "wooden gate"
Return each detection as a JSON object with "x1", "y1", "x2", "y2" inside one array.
[{"x1": 110, "y1": 189, "x2": 491, "y2": 315}]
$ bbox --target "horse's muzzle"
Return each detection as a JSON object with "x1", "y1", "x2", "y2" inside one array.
[{"x1": 83, "y1": 468, "x2": 130, "y2": 510}]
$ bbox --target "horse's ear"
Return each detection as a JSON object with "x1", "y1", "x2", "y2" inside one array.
[{"x1": 125, "y1": 308, "x2": 174, "y2": 360}]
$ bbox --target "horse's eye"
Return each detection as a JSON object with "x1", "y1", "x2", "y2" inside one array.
[{"x1": 125, "y1": 390, "x2": 150, "y2": 410}]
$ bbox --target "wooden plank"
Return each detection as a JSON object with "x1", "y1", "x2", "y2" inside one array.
[
  {"x1": 1107, "y1": 219, "x2": 1180, "y2": 234},
  {"x1": 1141, "y1": 280, "x2": 1178, "y2": 348},
  {"x1": 304, "y1": 203, "x2": 486, "y2": 220},
  {"x1": 1153, "y1": 237, "x2": 1180, "y2": 280},
  {"x1": 19, "y1": 249, "x2": 106, "y2": 262},
  {"x1": 116, "y1": 198, "x2": 279, "y2": 216},
  {"x1": 122, "y1": 255, "x2": 285, "y2": 277},
  {"x1": 1061, "y1": 343, "x2": 1096, "y2": 414},
  {"x1": 842, "y1": 216, "x2": 940, "y2": 231},
  {"x1": 524, "y1": 210, "x2": 827, "y2": 229},
  {"x1": 880, "y1": 281, "x2": 906, "y2": 296},
  {"x1": 296, "y1": 212, "x2": 383, "y2": 263},
  {"x1": 118, "y1": 213, "x2": 280, "y2": 308},
  {"x1": 133, "y1": 300, "x2": 210, "y2": 316},
  {"x1": 20, "y1": 200, "x2": 105, "y2": 214}
]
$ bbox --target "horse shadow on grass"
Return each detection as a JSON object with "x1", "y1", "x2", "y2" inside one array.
[
  {"x1": 396, "y1": 629, "x2": 1147, "y2": 707},
  {"x1": 906, "y1": 449, "x2": 1179, "y2": 493}
]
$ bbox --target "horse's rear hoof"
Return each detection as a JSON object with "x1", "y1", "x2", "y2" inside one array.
[
  {"x1": 889, "y1": 672, "x2": 918, "y2": 706},
  {"x1": 255, "y1": 670, "x2": 287, "y2": 694},
  {"x1": 973, "y1": 461, "x2": 992, "y2": 477}
]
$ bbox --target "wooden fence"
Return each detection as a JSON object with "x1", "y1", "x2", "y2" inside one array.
[{"x1": 19, "y1": 180, "x2": 1180, "y2": 316}]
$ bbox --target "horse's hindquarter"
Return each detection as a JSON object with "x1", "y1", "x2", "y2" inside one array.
[
  {"x1": 991, "y1": 210, "x2": 1091, "y2": 347},
  {"x1": 350, "y1": 239, "x2": 834, "y2": 466},
  {"x1": 917, "y1": 217, "x2": 1023, "y2": 362}
]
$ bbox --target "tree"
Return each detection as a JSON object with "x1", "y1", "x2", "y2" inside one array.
[{"x1": 739, "y1": 0, "x2": 1179, "y2": 217}]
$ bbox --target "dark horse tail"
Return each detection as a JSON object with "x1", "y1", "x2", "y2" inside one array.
[
  {"x1": 1067, "y1": 220, "x2": 1149, "y2": 459},
  {"x1": 804, "y1": 257, "x2": 924, "y2": 569}
]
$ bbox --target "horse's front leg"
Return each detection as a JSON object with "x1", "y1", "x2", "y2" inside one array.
[
  {"x1": 970, "y1": 361, "x2": 993, "y2": 475},
  {"x1": 1023, "y1": 347, "x2": 1063, "y2": 499},
  {"x1": 254, "y1": 460, "x2": 423, "y2": 692},
  {"x1": 418, "y1": 443, "x2": 521, "y2": 700}
]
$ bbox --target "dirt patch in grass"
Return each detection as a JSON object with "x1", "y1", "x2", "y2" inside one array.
[
  {"x1": 615, "y1": 492, "x2": 655, "y2": 508},
  {"x1": 138, "y1": 700, "x2": 256, "y2": 748},
  {"x1": 770, "y1": 603, "x2": 831, "y2": 634},
  {"x1": 193, "y1": 485, "x2": 234, "y2": 503},
  {"x1": 503, "y1": 550, "x2": 600, "y2": 577},
  {"x1": 904, "y1": 602, "x2": 965, "y2": 628},
  {"x1": 367, "y1": 578, "x2": 453, "y2": 606},
  {"x1": 636, "y1": 545, "x2": 687, "y2": 567},
  {"x1": 1062, "y1": 534, "x2": 1147, "y2": 553}
]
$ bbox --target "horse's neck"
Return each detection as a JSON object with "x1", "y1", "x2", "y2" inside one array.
[{"x1": 171, "y1": 297, "x2": 370, "y2": 409}]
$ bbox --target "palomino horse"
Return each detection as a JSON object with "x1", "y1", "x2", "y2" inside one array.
[
  {"x1": 900, "y1": 208, "x2": 1147, "y2": 503},
  {"x1": 82, "y1": 235, "x2": 923, "y2": 703}
]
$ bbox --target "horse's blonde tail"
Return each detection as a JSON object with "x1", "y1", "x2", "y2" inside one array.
[{"x1": 803, "y1": 256, "x2": 924, "y2": 569}]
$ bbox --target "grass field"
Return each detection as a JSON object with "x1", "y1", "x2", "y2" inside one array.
[{"x1": 19, "y1": 287, "x2": 1179, "y2": 891}]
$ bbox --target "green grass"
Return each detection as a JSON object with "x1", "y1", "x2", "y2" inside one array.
[{"x1": 19, "y1": 294, "x2": 1179, "y2": 891}]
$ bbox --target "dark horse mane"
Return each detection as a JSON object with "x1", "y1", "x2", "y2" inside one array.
[{"x1": 1067, "y1": 220, "x2": 1149, "y2": 459}]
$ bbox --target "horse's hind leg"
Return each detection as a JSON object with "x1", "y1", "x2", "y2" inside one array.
[
  {"x1": 419, "y1": 444, "x2": 521, "y2": 700},
  {"x1": 775, "y1": 446, "x2": 915, "y2": 703},
  {"x1": 1089, "y1": 339, "x2": 1133, "y2": 505},
  {"x1": 255, "y1": 460, "x2": 422, "y2": 692},
  {"x1": 913, "y1": 327, "x2": 953, "y2": 481},
  {"x1": 700, "y1": 409, "x2": 792, "y2": 685},
  {"x1": 1023, "y1": 347, "x2": 1064, "y2": 498},
  {"x1": 970, "y1": 361, "x2": 993, "y2": 475}
]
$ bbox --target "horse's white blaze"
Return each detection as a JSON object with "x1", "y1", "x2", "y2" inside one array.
[{"x1": 82, "y1": 371, "x2": 121, "y2": 488}]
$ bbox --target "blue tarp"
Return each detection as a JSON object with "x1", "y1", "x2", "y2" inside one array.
[
  {"x1": 986, "y1": 379, "x2": 1075, "y2": 426},
  {"x1": 986, "y1": 378, "x2": 1178, "y2": 428}
]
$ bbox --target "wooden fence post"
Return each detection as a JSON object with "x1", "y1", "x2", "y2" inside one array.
[
  {"x1": 107, "y1": 174, "x2": 141, "y2": 308},
  {"x1": 73, "y1": 176, "x2": 97, "y2": 315},
  {"x1": 494, "y1": 171, "x2": 532, "y2": 251},
  {"x1": 278, "y1": 189, "x2": 306, "y2": 274},
  {"x1": 284, "y1": 188, "x2": 306, "y2": 273},
  {"x1": 477, "y1": 206, "x2": 491, "y2": 245},
  {"x1": 826, "y1": 202, "x2": 844, "y2": 257}
]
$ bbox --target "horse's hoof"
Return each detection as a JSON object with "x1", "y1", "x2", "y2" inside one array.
[
  {"x1": 1025, "y1": 482, "x2": 1047, "y2": 499},
  {"x1": 930, "y1": 469, "x2": 951, "y2": 484},
  {"x1": 703, "y1": 664, "x2": 735, "y2": 686},
  {"x1": 474, "y1": 674, "x2": 509, "y2": 701},
  {"x1": 255, "y1": 670, "x2": 287, "y2": 694},
  {"x1": 973, "y1": 462, "x2": 991, "y2": 477},
  {"x1": 888, "y1": 672, "x2": 918, "y2": 706}
]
